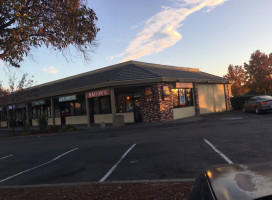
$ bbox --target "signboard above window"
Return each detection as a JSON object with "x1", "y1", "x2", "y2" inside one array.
[
  {"x1": 17, "y1": 103, "x2": 26, "y2": 108},
  {"x1": 32, "y1": 99, "x2": 45, "y2": 106},
  {"x1": 86, "y1": 89, "x2": 110, "y2": 99},
  {"x1": 176, "y1": 82, "x2": 193, "y2": 89},
  {"x1": 8, "y1": 105, "x2": 15, "y2": 110},
  {"x1": 144, "y1": 87, "x2": 153, "y2": 102},
  {"x1": 59, "y1": 95, "x2": 76, "y2": 102}
]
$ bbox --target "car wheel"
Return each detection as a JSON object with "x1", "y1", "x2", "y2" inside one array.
[
  {"x1": 242, "y1": 107, "x2": 246, "y2": 113},
  {"x1": 255, "y1": 107, "x2": 260, "y2": 114}
]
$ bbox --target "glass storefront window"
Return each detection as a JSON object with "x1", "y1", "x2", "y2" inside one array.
[
  {"x1": 47, "y1": 106, "x2": 51, "y2": 118},
  {"x1": 54, "y1": 103, "x2": 60, "y2": 117},
  {"x1": 92, "y1": 96, "x2": 111, "y2": 114},
  {"x1": 117, "y1": 94, "x2": 125, "y2": 113},
  {"x1": 171, "y1": 88, "x2": 194, "y2": 108},
  {"x1": 172, "y1": 89, "x2": 179, "y2": 107},
  {"x1": 75, "y1": 102, "x2": 81, "y2": 115},
  {"x1": 54, "y1": 93, "x2": 87, "y2": 117},
  {"x1": 94, "y1": 97, "x2": 100, "y2": 114},
  {"x1": 116, "y1": 93, "x2": 135, "y2": 113},
  {"x1": 70, "y1": 102, "x2": 75, "y2": 116},
  {"x1": 125, "y1": 94, "x2": 133, "y2": 112},
  {"x1": 179, "y1": 89, "x2": 186, "y2": 106},
  {"x1": 100, "y1": 96, "x2": 111, "y2": 114},
  {"x1": 32, "y1": 107, "x2": 38, "y2": 119},
  {"x1": 81, "y1": 100, "x2": 86, "y2": 115}
]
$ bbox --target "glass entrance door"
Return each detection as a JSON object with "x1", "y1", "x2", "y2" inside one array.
[
  {"x1": 89, "y1": 99, "x2": 95, "y2": 123},
  {"x1": 60, "y1": 102, "x2": 66, "y2": 125},
  {"x1": 133, "y1": 95, "x2": 142, "y2": 122}
]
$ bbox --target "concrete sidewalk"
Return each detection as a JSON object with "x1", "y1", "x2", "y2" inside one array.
[{"x1": 0, "y1": 115, "x2": 204, "y2": 138}]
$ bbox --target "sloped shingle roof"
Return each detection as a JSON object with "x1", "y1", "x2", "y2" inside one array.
[{"x1": 27, "y1": 60, "x2": 228, "y2": 99}]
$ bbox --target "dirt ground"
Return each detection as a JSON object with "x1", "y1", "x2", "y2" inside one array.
[{"x1": 0, "y1": 182, "x2": 193, "y2": 200}]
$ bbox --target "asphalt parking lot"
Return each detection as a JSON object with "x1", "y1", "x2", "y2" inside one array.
[{"x1": 0, "y1": 111, "x2": 271, "y2": 187}]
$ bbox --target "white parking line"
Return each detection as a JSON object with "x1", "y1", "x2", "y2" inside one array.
[
  {"x1": 0, "y1": 148, "x2": 78, "y2": 184},
  {"x1": 99, "y1": 144, "x2": 136, "y2": 182},
  {"x1": 204, "y1": 139, "x2": 233, "y2": 164},
  {"x1": 0, "y1": 155, "x2": 13, "y2": 160}
]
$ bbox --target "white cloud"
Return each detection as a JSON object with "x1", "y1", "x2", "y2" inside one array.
[
  {"x1": 130, "y1": 25, "x2": 139, "y2": 30},
  {"x1": 106, "y1": 56, "x2": 115, "y2": 62},
  {"x1": 113, "y1": 0, "x2": 228, "y2": 61},
  {"x1": 43, "y1": 66, "x2": 59, "y2": 74}
]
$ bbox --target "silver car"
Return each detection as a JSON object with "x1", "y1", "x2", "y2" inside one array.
[{"x1": 243, "y1": 95, "x2": 272, "y2": 114}]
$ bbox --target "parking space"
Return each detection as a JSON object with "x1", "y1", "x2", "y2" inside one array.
[{"x1": 0, "y1": 112, "x2": 271, "y2": 186}]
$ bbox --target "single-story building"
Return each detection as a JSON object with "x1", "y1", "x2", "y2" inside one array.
[{"x1": 0, "y1": 60, "x2": 231, "y2": 127}]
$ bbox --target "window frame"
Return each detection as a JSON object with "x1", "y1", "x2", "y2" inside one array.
[{"x1": 172, "y1": 88, "x2": 194, "y2": 108}]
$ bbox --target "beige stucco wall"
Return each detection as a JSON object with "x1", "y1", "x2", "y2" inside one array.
[
  {"x1": 32, "y1": 119, "x2": 38, "y2": 126},
  {"x1": 173, "y1": 107, "x2": 195, "y2": 120},
  {"x1": 117, "y1": 112, "x2": 134, "y2": 123},
  {"x1": 33, "y1": 117, "x2": 61, "y2": 126},
  {"x1": 198, "y1": 84, "x2": 226, "y2": 114},
  {"x1": 94, "y1": 112, "x2": 134, "y2": 124},
  {"x1": 47, "y1": 117, "x2": 61, "y2": 126},
  {"x1": 48, "y1": 118, "x2": 53, "y2": 126},
  {"x1": 66, "y1": 115, "x2": 88, "y2": 125},
  {"x1": 0, "y1": 121, "x2": 7, "y2": 128},
  {"x1": 213, "y1": 84, "x2": 226, "y2": 112}
]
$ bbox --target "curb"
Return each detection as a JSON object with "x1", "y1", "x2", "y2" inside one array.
[{"x1": 0, "y1": 179, "x2": 195, "y2": 189}]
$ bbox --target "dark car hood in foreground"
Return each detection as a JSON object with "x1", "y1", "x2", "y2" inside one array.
[{"x1": 206, "y1": 162, "x2": 272, "y2": 200}]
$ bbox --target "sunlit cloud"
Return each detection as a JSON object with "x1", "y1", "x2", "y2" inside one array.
[
  {"x1": 43, "y1": 66, "x2": 59, "y2": 74},
  {"x1": 106, "y1": 56, "x2": 115, "y2": 62},
  {"x1": 111, "y1": 0, "x2": 228, "y2": 62}
]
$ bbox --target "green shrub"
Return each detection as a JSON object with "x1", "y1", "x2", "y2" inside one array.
[
  {"x1": 37, "y1": 114, "x2": 48, "y2": 132},
  {"x1": 231, "y1": 95, "x2": 254, "y2": 110},
  {"x1": 47, "y1": 125, "x2": 77, "y2": 133},
  {"x1": 48, "y1": 125, "x2": 60, "y2": 133},
  {"x1": 65, "y1": 124, "x2": 77, "y2": 132}
]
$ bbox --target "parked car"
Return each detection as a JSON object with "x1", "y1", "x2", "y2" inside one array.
[
  {"x1": 242, "y1": 95, "x2": 272, "y2": 114},
  {"x1": 188, "y1": 162, "x2": 272, "y2": 200}
]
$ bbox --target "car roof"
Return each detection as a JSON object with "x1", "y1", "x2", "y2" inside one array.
[
  {"x1": 205, "y1": 162, "x2": 272, "y2": 200},
  {"x1": 254, "y1": 95, "x2": 272, "y2": 98}
]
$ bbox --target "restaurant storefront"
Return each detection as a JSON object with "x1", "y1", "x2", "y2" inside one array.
[
  {"x1": 0, "y1": 61, "x2": 231, "y2": 128},
  {"x1": 55, "y1": 93, "x2": 87, "y2": 125},
  {"x1": 31, "y1": 99, "x2": 51, "y2": 126}
]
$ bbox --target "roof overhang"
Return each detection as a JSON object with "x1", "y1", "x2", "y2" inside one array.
[{"x1": 27, "y1": 77, "x2": 229, "y2": 101}]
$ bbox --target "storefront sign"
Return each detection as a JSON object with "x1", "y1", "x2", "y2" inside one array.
[
  {"x1": 176, "y1": 82, "x2": 193, "y2": 89},
  {"x1": 59, "y1": 95, "x2": 76, "y2": 102},
  {"x1": 17, "y1": 103, "x2": 26, "y2": 108},
  {"x1": 145, "y1": 87, "x2": 153, "y2": 102},
  {"x1": 32, "y1": 99, "x2": 45, "y2": 106},
  {"x1": 8, "y1": 105, "x2": 15, "y2": 110},
  {"x1": 86, "y1": 89, "x2": 110, "y2": 98}
]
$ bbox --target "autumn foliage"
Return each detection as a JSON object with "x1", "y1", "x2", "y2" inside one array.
[
  {"x1": 0, "y1": 0, "x2": 99, "y2": 67},
  {"x1": 224, "y1": 50, "x2": 272, "y2": 96}
]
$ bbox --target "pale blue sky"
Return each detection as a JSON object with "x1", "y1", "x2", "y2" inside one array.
[{"x1": 1, "y1": 0, "x2": 272, "y2": 87}]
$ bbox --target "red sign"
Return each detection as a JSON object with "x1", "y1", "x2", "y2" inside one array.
[{"x1": 86, "y1": 89, "x2": 110, "y2": 98}]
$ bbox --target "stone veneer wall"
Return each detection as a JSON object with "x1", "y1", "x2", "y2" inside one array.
[
  {"x1": 140, "y1": 83, "x2": 173, "y2": 122},
  {"x1": 193, "y1": 83, "x2": 200, "y2": 115},
  {"x1": 224, "y1": 83, "x2": 232, "y2": 111}
]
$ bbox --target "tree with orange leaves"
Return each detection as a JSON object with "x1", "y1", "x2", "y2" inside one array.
[
  {"x1": 224, "y1": 65, "x2": 247, "y2": 96},
  {"x1": 0, "y1": 0, "x2": 99, "y2": 68},
  {"x1": 244, "y1": 50, "x2": 272, "y2": 94}
]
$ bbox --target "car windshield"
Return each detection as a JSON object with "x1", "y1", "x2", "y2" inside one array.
[{"x1": 257, "y1": 96, "x2": 272, "y2": 100}]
